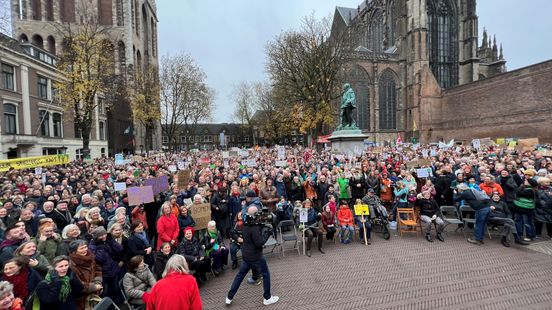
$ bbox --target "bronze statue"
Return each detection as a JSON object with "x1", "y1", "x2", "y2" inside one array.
[{"x1": 339, "y1": 83, "x2": 357, "y2": 129}]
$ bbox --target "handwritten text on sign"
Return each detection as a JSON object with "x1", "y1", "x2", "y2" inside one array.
[{"x1": 192, "y1": 203, "x2": 212, "y2": 230}]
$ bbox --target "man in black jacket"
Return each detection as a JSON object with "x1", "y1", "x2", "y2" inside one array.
[{"x1": 226, "y1": 206, "x2": 279, "y2": 306}]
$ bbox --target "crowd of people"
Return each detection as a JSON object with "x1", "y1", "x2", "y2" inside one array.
[{"x1": 0, "y1": 142, "x2": 551, "y2": 309}]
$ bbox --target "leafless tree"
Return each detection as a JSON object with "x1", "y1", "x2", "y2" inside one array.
[{"x1": 0, "y1": 0, "x2": 11, "y2": 35}]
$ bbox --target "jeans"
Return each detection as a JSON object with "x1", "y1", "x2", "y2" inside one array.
[
  {"x1": 340, "y1": 225, "x2": 354, "y2": 242},
  {"x1": 488, "y1": 216, "x2": 516, "y2": 239},
  {"x1": 514, "y1": 212, "x2": 536, "y2": 238},
  {"x1": 230, "y1": 242, "x2": 241, "y2": 263},
  {"x1": 356, "y1": 219, "x2": 371, "y2": 240},
  {"x1": 474, "y1": 207, "x2": 491, "y2": 241},
  {"x1": 227, "y1": 256, "x2": 272, "y2": 300}
]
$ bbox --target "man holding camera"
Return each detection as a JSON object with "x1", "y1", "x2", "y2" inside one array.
[{"x1": 226, "y1": 205, "x2": 279, "y2": 306}]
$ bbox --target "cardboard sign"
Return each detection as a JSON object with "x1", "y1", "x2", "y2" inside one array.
[
  {"x1": 132, "y1": 155, "x2": 143, "y2": 163},
  {"x1": 34, "y1": 167, "x2": 42, "y2": 175},
  {"x1": 540, "y1": 150, "x2": 552, "y2": 157},
  {"x1": 144, "y1": 175, "x2": 170, "y2": 195},
  {"x1": 127, "y1": 186, "x2": 154, "y2": 206},
  {"x1": 229, "y1": 150, "x2": 238, "y2": 157},
  {"x1": 472, "y1": 139, "x2": 481, "y2": 150},
  {"x1": 247, "y1": 159, "x2": 256, "y2": 168},
  {"x1": 192, "y1": 203, "x2": 212, "y2": 230},
  {"x1": 277, "y1": 147, "x2": 285, "y2": 160},
  {"x1": 177, "y1": 170, "x2": 191, "y2": 189},
  {"x1": 299, "y1": 208, "x2": 308, "y2": 223},
  {"x1": 275, "y1": 160, "x2": 287, "y2": 167},
  {"x1": 354, "y1": 204, "x2": 370, "y2": 216},
  {"x1": 168, "y1": 165, "x2": 177, "y2": 172},
  {"x1": 114, "y1": 182, "x2": 127, "y2": 192},
  {"x1": 518, "y1": 138, "x2": 539, "y2": 152}
]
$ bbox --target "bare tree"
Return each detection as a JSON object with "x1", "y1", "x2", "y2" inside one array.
[
  {"x1": 129, "y1": 65, "x2": 161, "y2": 152},
  {"x1": 160, "y1": 53, "x2": 213, "y2": 151},
  {"x1": 266, "y1": 14, "x2": 347, "y2": 143},
  {"x1": 232, "y1": 81, "x2": 256, "y2": 141},
  {"x1": 0, "y1": 0, "x2": 11, "y2": 35},
  {"x1": 251, "y1": 82, "x2": 293, "y2": 145}
]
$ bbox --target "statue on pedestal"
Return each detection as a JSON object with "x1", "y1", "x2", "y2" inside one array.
[{"x1": 338, "y1": 83, "x2": 357, "y2": 129}]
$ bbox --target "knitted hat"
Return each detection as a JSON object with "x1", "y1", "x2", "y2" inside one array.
[
  {"x1": 91, "y1": 226, "x2": 107, "y2": 240},
  {"x1": 184, "y1": 226, "x2": 194, "y2": 235},
  {"x1": 245, "y1": 190, "x2": 257, "y2": 198}
]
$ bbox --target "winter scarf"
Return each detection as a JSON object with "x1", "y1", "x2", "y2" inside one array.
[
  {"x1": 205, "y1": 230, "x2": 219, "y2": 256},
  {"x1": 3, "y1": 267, "x2": 29, "y2": 300},
  {"x1": 45, "y1": 270, "x2": 71, "y2": 302}
]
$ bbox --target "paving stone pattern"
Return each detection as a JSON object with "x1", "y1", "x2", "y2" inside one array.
[{"x1": 199, "y1": 232, "x2": 552, "y2": 310}]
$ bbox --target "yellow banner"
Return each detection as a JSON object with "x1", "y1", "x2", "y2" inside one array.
[{"x1": 0, "y1": 154, "x2": 70, "y2": 172}]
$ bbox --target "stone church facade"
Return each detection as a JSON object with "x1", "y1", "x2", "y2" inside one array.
[
  {"x1": 9, "y1": 0, "x2": 161, "y2": 154},
  {"x1": 332, "y1": 0, "x2": 552, "y2": 143}
]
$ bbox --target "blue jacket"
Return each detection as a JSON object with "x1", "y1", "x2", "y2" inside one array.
[
  {"x1": 89, "y1": 238, "x2": 123, "y2": 278},
  {"x1": 275, "y1": 180, "x2": 287, "y2": 199}
]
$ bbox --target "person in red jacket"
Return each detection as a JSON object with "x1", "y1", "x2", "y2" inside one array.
[
  {"x1": 143, "y1": 254, "x2": 202, "y2": 310},
  {"x1": 479, "y1": 176, "x2": 504, "y2": 197},
  {"x1": 156, "y1": 203, "x2": 179, "y2": 251},
  {"x1": 336, "y1": 201, "x2": 354, "y2": 244}
]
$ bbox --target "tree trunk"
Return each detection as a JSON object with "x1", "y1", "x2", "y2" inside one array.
[{"x1": 81, "y1": 128, "x2": 91, "y2": 159}]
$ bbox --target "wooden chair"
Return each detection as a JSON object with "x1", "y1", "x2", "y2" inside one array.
[{"x1": 397, "y1": 208, "x2": 420, "y2": 237}]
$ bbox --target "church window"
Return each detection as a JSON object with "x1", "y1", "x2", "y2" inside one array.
[
  {"x1": 427, "y1": 0, "x2": 458, "y2": 89},
  {"x1": 368, "y1": 11, "x2": 384, "y2": 52},
  {"x1": 379, "y1": 70, "x2": 397, "y2": 130}
]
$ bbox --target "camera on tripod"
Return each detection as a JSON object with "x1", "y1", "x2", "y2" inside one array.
[{"x1": 246, "y1": 203, "x2": 274, "y2": 227}]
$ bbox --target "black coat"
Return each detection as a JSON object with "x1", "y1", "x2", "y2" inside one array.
[
  {"x1": 496, "y1": 175, "x2": 518, "y2": 202},
  {"x1": 152, "y1": 251, "x2": 171, "y2": 280},
  {"x1": 417, "y1": 198, "x2": 440, "y2": 217},
  {"x1": 36, "y1": 270, "x2": 83, "y2": 310},
  {"x1": 536, "y1": 188, "x2": 552, "y2": 223},
  {"x1": 241, "y1": 224, "x2": 271, "y2": 261},
  {"x1": 177, "y1": 238, "x2": 205, "y2": 264},
  {"x1": 489, "y1": 200, "x2": 510, "y2": 219},
  {"x1": 128, "y1": 233, "x2": 154, "y2": 265},
  {"x1": 454, "y1": 190, "x2": 489, "y2": 210}
]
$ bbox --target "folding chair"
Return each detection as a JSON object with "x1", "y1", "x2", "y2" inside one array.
[
  {"x1": 93, "y1": 297, "x2": 120, "y2": 310},
  {"x1": 440, "y1": 205, "x2": 464, "y2": 235},
  {"x1": 119, "y1": 278, "x2": 138, "y2": 310},
  {"x1": 459, "y1": 205, "x2": 491, "y2": 239},
  {"x1": 396, "y1": 208, "x2": 420, "y2": 237},
  {"x1": 277, "y1": 220, "x2": 300, "y2": 256}
]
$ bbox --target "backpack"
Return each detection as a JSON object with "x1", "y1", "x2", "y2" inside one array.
[{"x1": 471, "y1": 188, "x2": 490, "y2": 202}]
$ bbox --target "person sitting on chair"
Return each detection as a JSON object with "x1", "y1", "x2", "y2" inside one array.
[
  {"x1": 488, "y1": 192, "x2": 528, "y2": 247},
  {"x1": 178, "y1": 227, "x2": 211, "y2": 282},
  {"x1": 417, "y1": 190, "x2": 445, "y2": 242},
  {"x1": 336, "y1": 200, "x2": 354, "y2": 244},
  {"x1": 321, "y1": 204, "x2": 336, "y2": 241},
  {"x1": 301, "y1": 199, "x2": 324, "y2": 257},
  {"x1": 122, "y1": 255, "x2": 157, "y2": 308}
]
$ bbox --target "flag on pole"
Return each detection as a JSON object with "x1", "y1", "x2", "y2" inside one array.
[{"x1": 396, "y1": 133, "x2": 403, "y2": 145}]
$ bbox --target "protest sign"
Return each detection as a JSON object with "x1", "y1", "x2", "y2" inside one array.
[
  {"x1": 229, "y1": 150, "x2": 238, "y2": 157},
  {"x1": 354, "y1": 204, "x2": 370, "y2": 216},
  {"x1": 177, "y1": 170, "x2": 191, "y2": 189},
  {"x1": 275, "y1": 160, "x2": 288, "y2": 167},
  {"x1": 540, "y1": 150, "x2": 552, "y2": 157},
  {"x1": 472, "y1": 139, "x2": 481, "y2": 150},
  {"x1": 240, "y1": 150, "x2": 249, "y2": 157},
  {"x1": 247, "y1": 159, "x2": 256, "y2": 167},
  {"x1": 115, "y1": 154, "x2": 125, "y2": 165},
  {"x1": 518, "y1": 138, "x2": 539, "y2": 152},
  {"x1": 222, "y1": 151, "x2": 230, "y2": 159},
  {"x1": 127, "y1": 186, "x2": 154, "y2": 206},
  {"x1": 168, "y1": 165, "x2": 177, "y2": 172},
  {"x1": 422, "y1": 149, "x2": 429, "y2": 158},
  {"x1": 177, "y1": 161, "x2": 187, "y2": 170},
  {"x1": 144, "y1": 175, "x2": 169, "y2": 195},
  {"x1": 480, "y1": 137, "x2": 493, "y2": 147},
  {"x1": 0, "y1": 154, "x2": 69, "y2": 172},
  {"x1": 132, "y1": 155, "x2": 143, "y2": 163},
  {"x1": 34, "y1": 167, "x2": 42, "y2": 175},
  {"x1": 430, "y1": 149, "x2": 437, "y2": 157},
  {"x1": 114, "y1": 182, "x2": 127, "y2": 192},
  {"x1": 223, "y1": 160, "x2": 229, "y2": 168},
  {"x1": 416, "y1": 168, "x2": 432, "y2": 178},
  {"x1": 277, "y1": 147, "x2": 286, "y2": 160},
  {"x1": 299, "y1": 208, "x2": 308, "y2": 223},
  {"x1": 192, "y1": 203, "x2": 212, "y2": 230},
  {"x1": 496, "y1": 138, "x2": 506, "y2": 146}
]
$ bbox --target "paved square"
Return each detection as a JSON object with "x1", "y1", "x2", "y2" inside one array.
[{"x1": 200, "y1": 233, "x2": 552, "y2": 310}]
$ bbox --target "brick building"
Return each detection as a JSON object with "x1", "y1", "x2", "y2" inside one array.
[
  {"x1": 332, "y1": 0, "x2": 551, "y2": 143},
  {"x1": 161, "y1": 123, "x2": 255, "y2": 151},
  {"x1": 0, "y1": 33, "x2": 108, "y2": 159},
  {"x1": 9, "y1": 0, "x2": 161, "y2": 155}
]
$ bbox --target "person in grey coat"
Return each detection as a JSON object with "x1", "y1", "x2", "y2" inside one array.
[{"x1": 122, "y1": 255, "x2": 157, "y2": 309}]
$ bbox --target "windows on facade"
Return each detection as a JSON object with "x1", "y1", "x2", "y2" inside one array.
[
  {"x1": 39, "y1": 110, "x2": 50, "y2": 136},
  {"x1": 37, "y1": 76, "x2": 48, "y2": 99},
  {"x1": 4, "y1": 104, "x2": 17, "y2": 134},
  {"x1": 99, "y1": 121, "x2": 105, "y2": 140},
  {"x1": 52, "y1": 113, "x2": 62, "y2": 137},
  {"x1": 116, "y1": 0, "x2": 124, "y2": 26},
  {"x1": 162, "y1": 136, "x2": 169, "y2": 143},
  {"x1": 76, "y1": 148, "x2": 83, "y2": 160},
  {"x1": 1, "y1": 64, "x2": 14, "y2": 90},
  {"x1": 427, "y1": 0, "x2": 458, "y2": 89},
  {"x1": 368, "y1": 11, "x2": 384, "y2": 52},
  {"x1": 378, "y1": 70, "x2": 397, "y2": 130}
]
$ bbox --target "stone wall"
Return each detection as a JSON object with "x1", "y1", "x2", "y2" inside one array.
[{"x1": 424, "y1": 60, "x2": 552, "y2": 143}]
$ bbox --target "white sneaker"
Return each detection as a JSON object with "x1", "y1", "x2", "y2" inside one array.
[
  {"x1": 263, "y1": 296, "x2": 279, "y2": 306},
  {"x1": 226, "y1": 297, "x2": 232, "y2": 305}
]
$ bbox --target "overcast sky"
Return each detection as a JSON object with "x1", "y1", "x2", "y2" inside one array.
[{"x1": 157, "y1": 0, "x2": 552, "y2": 123}]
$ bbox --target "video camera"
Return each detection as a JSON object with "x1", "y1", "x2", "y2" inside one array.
[{"x1": 246, "y1": 203, "x2": 274, "y2": 227}]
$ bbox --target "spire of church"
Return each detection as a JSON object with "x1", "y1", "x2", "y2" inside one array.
[
  {"x1": 492, "y1": 35, "x2": 498, "y2": 61},
  {"x1": 499, "y1": 44, "x2": 504, "y2": 60},
  {"x1": 482, "y1": 28, "x2": 488, "y2": 48}
]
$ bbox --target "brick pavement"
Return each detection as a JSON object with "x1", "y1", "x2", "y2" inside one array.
[{"x1": 199, "y1": 232, "x2": 552, "y2": 310}]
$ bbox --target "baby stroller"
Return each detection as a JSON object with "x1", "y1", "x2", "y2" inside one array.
[{"x1": 362, "y1": 194, "x2": 391, "y2": 240}]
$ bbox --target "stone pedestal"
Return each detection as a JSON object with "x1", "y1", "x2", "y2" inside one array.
[{"x1": 328, "y1": 129, "x2": 369, "y2": 154}]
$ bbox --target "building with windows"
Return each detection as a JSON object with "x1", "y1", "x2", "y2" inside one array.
[
  {"x1": 0, "y1": 33, "x2": 107, "y2": 159},
  {"x1": 161, "y1": 123, "x2": 256, "y2": 151},
  {"x1": 332, "y1": 0, "x2": 552, "y2": 143},
  {"x1": 9, "y1": 0, "x2": 161, "y2": 155}
]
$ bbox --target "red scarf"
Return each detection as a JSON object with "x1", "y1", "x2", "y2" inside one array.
[{"x1": 3, "y1": 267, "x2": 29, "y2": 301}]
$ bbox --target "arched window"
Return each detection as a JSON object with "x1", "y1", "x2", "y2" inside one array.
[
  {"x1": 427, "y1": 0, "x2": 458, "y2": 89},
  {"x1": 142, "y1": 4, "x2": 149, "y2": 54},
  {"x1": 368, "y1": 11, "x2": 384, "y2": 52},
  {"x1": 136, "y1": 50, "x2": 142, "y2": 71},
  {"x1": 19, "y1": 34, "x2": 28, "y2": 43},
  {"x1": 379, "y1": 70, "x2": 397, "y2": 130},
  {"x1": 60, "y1": 0, "x2": 75, "y2": 23},
  {"x1": 134, "y1": 0, "x2": 140, "y2": 35},
  {"x1": 349, "y1": 65, "x2": 371, "y2": 131},
  {"x1": 31, "y1": 34, "x2": 43, "y2": 48},
  {"x1": 47, "y1": 36, "x2": 56, "y2": 54},
  {"x1": 31, "y1": 0, "x2": 41, "y2": 20},
  {"x1": 118, "y1": 41, "x2": 126, "y2": 66},
  {"x1": 116, "y1": 0, "x2": 124, "y2": 26},
  {"x1": 151, "y1": 17, "x2": 157, "y2": 57},
  {"x1": 3, "y1": 104, "x2": 17, "y2": 134},
  {"x1": 387, "y1": 0, "x2": 396, "y2": 47}
]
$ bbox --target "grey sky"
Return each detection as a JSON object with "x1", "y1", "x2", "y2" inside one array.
[{"x1": 157, "y1": 0, "x2": 552, "y2": 123}]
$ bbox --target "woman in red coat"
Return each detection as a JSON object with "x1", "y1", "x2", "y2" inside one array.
[
  {"x1": 156, "y1": 203, "x2": 179, "y2": 251},
  {"x1": 143, "y1": 254, "x2": 201, "y2": 310}
]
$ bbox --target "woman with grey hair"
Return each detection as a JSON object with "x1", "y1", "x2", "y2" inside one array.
[
  {"x1": 56, "y1": 224, "x2": 82, "y2": 257},
  {"x1": 143, "y1": 254, "x2": 202, "y2": 310},
  {"x1": 0, "y1": 281, "x2": 23, "y2": 310},
  {"x1": 454, "y1": 183, "x2": 492, "y2": 245}
]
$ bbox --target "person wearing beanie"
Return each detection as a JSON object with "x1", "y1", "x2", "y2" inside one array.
[
  {"x1": 512, "y1": 177, "x2": 538, "y2": 243},
  {"x1": 177, "y1": 227, "x2": 210, "y2": 282},
  {"x1": 88, "y1": 226, "x2": 124, "y2": 304},
  {"x1": 0, "y1": 223, "x2": 28, "y2": 267}
]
